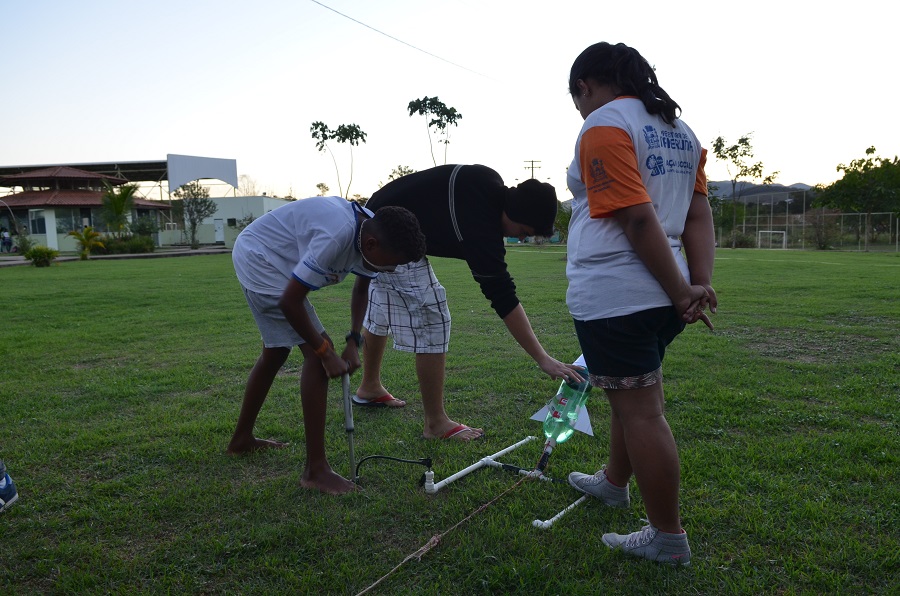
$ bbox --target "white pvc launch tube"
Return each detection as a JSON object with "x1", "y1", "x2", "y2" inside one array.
[
  {"x1": 532, "y1": 495, "x2": 588, "y2": 529},
  {"x1": 423, "y1": 435, "x2": 537, "y2": 494}
]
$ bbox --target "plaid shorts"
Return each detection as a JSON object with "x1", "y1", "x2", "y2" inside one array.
[
  {"x1": 574, "y1": 306, "x2": 685, "y2": 390},
  {"x1": 364, "y1": 258, "x2": 451, "y2": 354},
  {"x1": 241, "y1": 286, "x2": 325, "y2": 349}
]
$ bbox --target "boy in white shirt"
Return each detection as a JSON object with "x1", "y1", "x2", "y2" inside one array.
[{"x1": 228, "y1": 196, "x2": 426, "y2": 495}]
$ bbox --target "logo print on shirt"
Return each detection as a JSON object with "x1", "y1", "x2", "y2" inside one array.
[
  {"x1": 646, "y1": 154, "x2": 666, "y2": 177},
  {"x1": 660, "y1": 129, "x2": 694, "y2": 151},
  {"x1": 590, "y1": 158, "x2": 608, "y2": 183},
  {"x1": 643, "y1": 125, "x2": 660, "y2": 149}
]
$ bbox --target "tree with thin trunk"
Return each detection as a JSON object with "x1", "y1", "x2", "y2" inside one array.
[
  {"x1": 173, "y1": 181, "x2": 218, "y2": 249},
  {"x1": 408, "y1": 97, "x2": 462, "y2": 166},
  {"x1": 310, "y1": 121, "x2": 367, "y2": 198},
  {"x1": 711, "y1": 133, "x2": 778, "y2": 248},
  {"x1": 238, "y1": 174, "x2": 259, "y2": 196}
]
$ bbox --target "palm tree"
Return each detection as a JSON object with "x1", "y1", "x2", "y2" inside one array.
[
  {"x1": 100, "y1": 181, "x2": 138, "y2": 238},
  {"x1": 67, "y1": 226, "x2": 105, "y2": 260}
]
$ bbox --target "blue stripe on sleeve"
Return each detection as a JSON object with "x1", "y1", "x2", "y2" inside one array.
[{"x1": 292, "y1": 273, "x2": 320, "y2": 290}]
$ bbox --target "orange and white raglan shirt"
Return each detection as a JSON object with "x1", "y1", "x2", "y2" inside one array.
[{"x1": 565, "y1": 97, "x2": 707, "y2": 321}]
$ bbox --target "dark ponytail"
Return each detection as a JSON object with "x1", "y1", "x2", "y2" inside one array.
[{"x1": 569, "y1": 42, "x2": 681, "y2": 125}]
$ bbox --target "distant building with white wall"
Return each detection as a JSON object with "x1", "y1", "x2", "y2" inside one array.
[
  {"x1": 164, "y1": 195, "x2": 294, "y2": 248},
  {"x1": 0, "y1": 154, "x2": 252, "y2": 250}
]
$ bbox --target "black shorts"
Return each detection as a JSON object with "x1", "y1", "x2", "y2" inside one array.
[{"x1": 574, "y1": 306, "x2": 685, "y2": 390}]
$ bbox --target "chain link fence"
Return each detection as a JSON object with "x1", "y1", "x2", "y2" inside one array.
[{"x1": 714, "y1": 191, "x2": 899, "y2": 252}]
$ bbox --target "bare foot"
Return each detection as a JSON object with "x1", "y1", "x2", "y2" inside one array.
[
  {"x1": 422, "y1": 422, "x2": 484, "y2": 442},
  {"x1": 300, "y1": 469, "x2": 358, "y2": 495},
  {"x1": 226, "y1": 436, "x2": 288, "y2": 455}
]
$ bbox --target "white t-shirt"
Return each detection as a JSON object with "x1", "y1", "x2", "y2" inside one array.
[
  {"x1": 566, "y1": 97, "x2": 707, "y2": 321},
  {"x1": 232, "y1": 196, "x2": 377, "y2": 296}
]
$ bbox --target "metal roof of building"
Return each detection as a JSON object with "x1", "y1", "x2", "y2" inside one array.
[
  {"x1": 0, "y1": 160, "x2": 168, "y2": 185},
  {"x1": 0, "y1": 166, "x2": 128, "y2": 186}
]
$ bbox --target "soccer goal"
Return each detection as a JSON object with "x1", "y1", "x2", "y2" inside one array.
[{"x1": 757, "y1": 230, "x2": 787, "y2": 249}]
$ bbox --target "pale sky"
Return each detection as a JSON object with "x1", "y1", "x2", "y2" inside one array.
[{"x1": 1, "y1": 1, "x2": 896, "y2": 199}]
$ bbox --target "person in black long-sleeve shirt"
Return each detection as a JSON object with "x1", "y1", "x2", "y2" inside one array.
[{"x1": 352, "y1": 164, "x2": 584, "y2": 441}]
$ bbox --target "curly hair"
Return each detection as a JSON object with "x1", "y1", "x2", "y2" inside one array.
[
  {"x1": 569, "y1": 42, "x2": 681, "y2": 126},
  {"x1": 369, "y1": 206, "x2": 427, "y2": 262}
]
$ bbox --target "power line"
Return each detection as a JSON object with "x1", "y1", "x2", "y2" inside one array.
[{"x1": 309, "y1": 0, "x2": 492, "y2": 79}]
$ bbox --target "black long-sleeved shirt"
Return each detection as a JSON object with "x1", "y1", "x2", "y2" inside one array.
[{"x1": 366, "y1": 164, "x2": 520, "y2": 318}]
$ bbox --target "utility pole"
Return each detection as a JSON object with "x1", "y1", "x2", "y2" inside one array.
[{"x1": 524, "y1": 160, "x2": 541, "y2": 178}]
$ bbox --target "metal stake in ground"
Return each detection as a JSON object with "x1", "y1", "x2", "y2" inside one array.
[{"x1": 341, "y1": 372, "x2": 357, "y2": 483}]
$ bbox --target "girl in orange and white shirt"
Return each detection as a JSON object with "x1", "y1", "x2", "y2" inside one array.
[{"x1": 564, "y1": 42, "x2": 717, "y2": 566}]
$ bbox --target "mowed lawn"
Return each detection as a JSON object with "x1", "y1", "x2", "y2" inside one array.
[{"x1": 1, "y1": 247, "x2": 897, "y2": 594}]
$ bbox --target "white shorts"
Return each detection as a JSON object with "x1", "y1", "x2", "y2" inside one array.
[
  {"x1": 241, "y1": 287, "x2": 325, "y2": 349},
  {"x1": 364, "y1": 258, "x2": 451, "y2": 354}
]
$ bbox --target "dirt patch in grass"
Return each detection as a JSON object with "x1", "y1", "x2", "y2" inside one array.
[{"x1": 723, "y1": 326, "x2": 897, "y2": 364}]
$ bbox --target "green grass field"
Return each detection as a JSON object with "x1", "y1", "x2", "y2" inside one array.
[{"x1": 1, "y1": 248, "x2": 897, "y2": 594}]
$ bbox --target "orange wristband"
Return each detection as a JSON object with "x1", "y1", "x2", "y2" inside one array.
[{"x1": 313, "y1": 339, "x2": 331, "y2": 357}]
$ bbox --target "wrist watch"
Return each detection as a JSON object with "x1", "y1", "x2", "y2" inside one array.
[{"x1": 345, "y1": 331, "x2": 364, "y2": 348}]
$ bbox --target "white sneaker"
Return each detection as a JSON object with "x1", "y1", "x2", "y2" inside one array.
[
  {"x1": 567, "y1": 466, "x2": 629, "y2": 508},
  {"x1": 602, "y1": 523, "x2": 691, "y2": 566}
]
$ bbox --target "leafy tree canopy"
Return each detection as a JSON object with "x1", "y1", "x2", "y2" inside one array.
[
  {"x1": 408, "y1": 96, "x2": 462, "y2": 166},
  {"x1": 387, "y1": 165, "x2": 416, "y2": 182},
  {"x1": 408, "y1": 97, "x2": 462, "y2": 134},
  {"x1": 814, "y1": 147, "x2": 900, "y2": 215},
  {"x1": 173, "y1": 182, "x2": 217, "y2": 249},
  {"x1": 172, "y1": 181, "x2": 210, "y2": 200},
  {"x1": 711, "y1": 133, "x2": 778, "y2": 196}
]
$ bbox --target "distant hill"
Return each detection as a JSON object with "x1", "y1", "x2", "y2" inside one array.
[
  {"x1": 709, "y1": 180, "x2": 812, "y2": 199},
  {"x1": 559, "y1": 180, "x2": 813, "y2": 206}
]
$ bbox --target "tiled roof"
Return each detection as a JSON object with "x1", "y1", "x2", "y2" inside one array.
[{"x1": 0, "y1": 189, "x2": 170, "y2": 209}]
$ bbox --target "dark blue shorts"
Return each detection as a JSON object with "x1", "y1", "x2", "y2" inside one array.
[{"x1": 574, "y1": 306, "x2": 685, "y2": 390}]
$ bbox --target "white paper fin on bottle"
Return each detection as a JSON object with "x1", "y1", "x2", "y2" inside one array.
[
  {"x1": 530, "y1": 405, "x2": 594, "y2": 437},
  {"x1": 531, "y1": 354, "x2": 594, "y2": 437}
]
